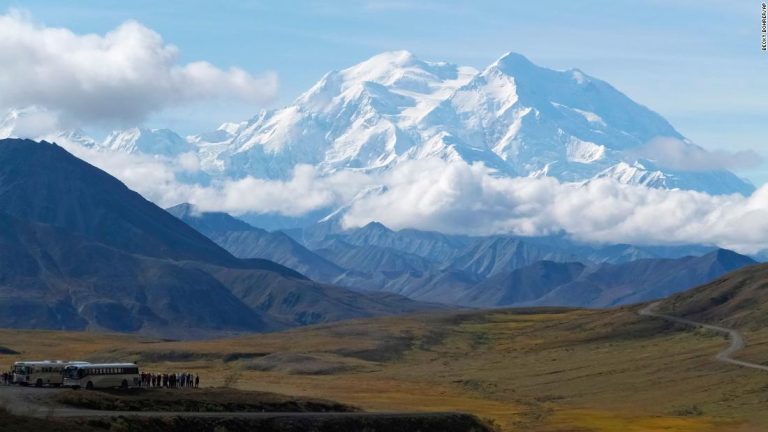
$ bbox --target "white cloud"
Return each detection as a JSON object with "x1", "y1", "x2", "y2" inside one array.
[
  {"x1": 182, "y1": 166, "x2": 375, "y2": 217},
  {"x1": 0, "y1": 10, "x2": 277, "y2": 126},
  {"x1": 176, "y1": 152, "x2": 201, "y2": 172},
  {"x1": 338, "y1": 159, "x2": 768, "y2": 254},
  {"x1": 49, "y1": 136, "x2": 768, "y2": 255},
  {"x1": 1, "y1": 107, "x2": 61, "y2": 137},
  {"x1": 627, "y1": 137, "x2": 763, "y2": 171}
]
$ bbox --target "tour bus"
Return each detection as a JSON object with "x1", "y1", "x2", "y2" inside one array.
[
  {"x1": 62, "y1": 363, "x2": 140, "y2": 390},
  {"x1": 12, "y1": 360, "x2": 90, "y2": 387}
]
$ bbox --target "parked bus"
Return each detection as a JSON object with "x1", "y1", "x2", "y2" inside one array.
[
  {"x1": 63, "y1": 363, "x2": 140, "y2": 390},
  {"x1": 12, "y1": 361, "x2": 90, "y2": 387}
]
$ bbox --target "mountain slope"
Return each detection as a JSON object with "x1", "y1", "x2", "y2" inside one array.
[
  {"x1": 313, "y1": 237, "x2": 436, "y2": 275},
  {"x1": 0, "y1": 210, "x2": 267, "y2": 335},
  {"x1": 326, "y1": 222, "x2": 471, "y2": 263},
  {"x1": 532, "y1": 249, "x2": 757, "y2": 307},
  {"x1": 0, "y1": 139, "x2": 235, "y2": 265},
  {"x1": 167, "y1": 204, "x2": 345, "y2": 282},
  {"x1": 448, "y1": 236, "x2": 583, "y2": 277},
  {"x1": 461, "y1": 261, "x2": 588, "y2": 306},
  {"x1": 657, "y1": 257, "x2": 768, "y2": 330}
]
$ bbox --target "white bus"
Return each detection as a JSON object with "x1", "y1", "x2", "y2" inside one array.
[
  {"x1": 63, "y1": 363, "x2": 140, "y2": 390},
  {"x1": 12, "y1": 361, "x2": 90, "y2": 387}
]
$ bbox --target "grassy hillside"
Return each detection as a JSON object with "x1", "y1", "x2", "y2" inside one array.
[
  {"x1": 655, "y1": 261, "x2": 768, "y2": 373},
  {"x1": 2, "y1": 306, "x2": 768, "y2": 431},
  {"x1": 658, "y1": 262, "x2": 768, "y2": 329}
]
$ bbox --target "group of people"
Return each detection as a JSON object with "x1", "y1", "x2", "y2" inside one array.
[
  {"x1": 140, "y1": 372, "x2": 199, "y2": 389},
  {"x1": 1, "y1": 371, "x2": 12, "y2": 385}
]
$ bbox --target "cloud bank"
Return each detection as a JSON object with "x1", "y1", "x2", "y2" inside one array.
[
  {"x1": 0, "y1": 10, "x2": 277, "y2": 125},
  {"x1": 628, "y1": 137, "x2": 763, "y2": 171},
  {"x1": 52, "y1": 135, "x2": 768, "y2": 255},
  {"x1": 341, "y1": 160, "x2": 767, "y2": 254}
]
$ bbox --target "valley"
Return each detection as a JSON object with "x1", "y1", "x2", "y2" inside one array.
[{"x1": 2, "y1": 303, "x2": 768, "y2": 431}]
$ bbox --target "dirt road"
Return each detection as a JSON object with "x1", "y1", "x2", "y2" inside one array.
[{"x1": 639, "y1": 302, "x2": 768, "y2": 372}]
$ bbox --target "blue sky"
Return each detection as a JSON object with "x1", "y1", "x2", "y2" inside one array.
[{"x1": 3, "y1": 0, "x2": 767, "y2": 182}]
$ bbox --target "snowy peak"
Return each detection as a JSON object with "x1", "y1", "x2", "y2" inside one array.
[
  {"x1": 51, "y1": 129, "x2": 98, "y2": 149},
  {"x1": 182, "y1": 51, "x2": 753, "y2": 195},
  {"x1": 336, "y1": 50, "x2": 473, "y2": 93},
  {"x1": 490, "y1": 51, "x2": 539, "y2": 74},
  {"x1": 101, "y1": 127, "x2": 192, "y2": 156},
  {"x1": 12, "y1": 51, "x2": 751, "y2": 198},
  {"x1": 480, "y1": 52, "x2": 681, "y2": 143},
  {"x1": 207, "y1": 51, "x2": 480, "y2": 179},
  {"x1": 338, "y1": 50, "x2": 424, "y2": 87},
  {"x1": 296, "y1": 50, "x2": 476, "y2": 119}
]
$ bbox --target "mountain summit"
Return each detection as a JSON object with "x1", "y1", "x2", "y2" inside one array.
[{"x1": 184, "y1": 51, "x2": 751, "y2": 195}]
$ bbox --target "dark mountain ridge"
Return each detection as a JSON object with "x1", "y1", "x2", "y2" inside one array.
[
  {"x1": 0, "y1": 139, "x2": 434, "y2": 336},
  {"x1": 0, "y1": 140, "x2": 237, "y2": 266}
]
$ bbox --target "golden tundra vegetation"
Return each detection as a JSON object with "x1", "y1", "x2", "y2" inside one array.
[{"x1": 2, "y1": 306, "x2": 768, "y2": 432}]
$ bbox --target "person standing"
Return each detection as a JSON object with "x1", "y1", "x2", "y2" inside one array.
[{"x1": 195, "y1": 374, "x2": 199, "y2": 389}]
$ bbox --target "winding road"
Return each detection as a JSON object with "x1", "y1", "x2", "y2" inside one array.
[{"x1": 639, "y1": 302, "x2": 768, "y2": 372}]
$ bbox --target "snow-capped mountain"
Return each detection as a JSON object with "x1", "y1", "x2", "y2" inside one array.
[
  {"x1": 0, "y1": 51, "x2": 754, "y2": 196},
  {"x1": 101, "y1": 127, "x2": 192, "y2": 156},
  {"x1": 189, "y1": 50, "x2": 479, "y2": 179},
  {"x1": 187, "y1": 51, "x2": 752, "y2": 195},
  {"x1": 0, "y1": 107, "x2": 97, "y2": 149}
]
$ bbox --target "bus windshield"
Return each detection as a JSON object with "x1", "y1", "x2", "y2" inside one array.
[
  {"x1": 64, "y1": 366, "x2": 84, "y2": 379},
  {"x1": 13, "y1": 365, "x2": 28, "y2": 374}
]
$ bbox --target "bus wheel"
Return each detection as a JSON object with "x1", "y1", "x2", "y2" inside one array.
[
  {"x1": 35, "y1": 379, "x2": 43, "y2": 387},
  {"x1": 86, "y1": 381, "x2": 94, "y2": 390},
  {"x1": 121, "y1": 380, "x2": 128, "y2": 390}
]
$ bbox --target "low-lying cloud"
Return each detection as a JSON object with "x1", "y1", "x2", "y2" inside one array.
[
  {"x1": 342, "y1": 160, "x2": 768, "y2": 253},
  {"x1": 0, "y1": 10, "x2": 277, "y2": 126},
  {"x1": 53, "y1": 136, "x2": 768, "y2": 255},
  {"x1": 628, "y1": 137, "x2": 763, "y2": 171}
]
